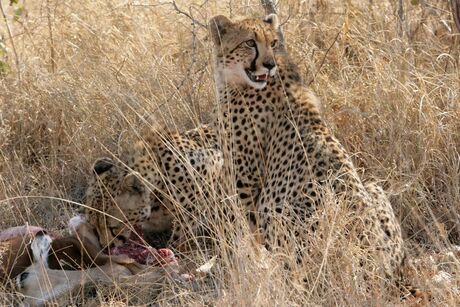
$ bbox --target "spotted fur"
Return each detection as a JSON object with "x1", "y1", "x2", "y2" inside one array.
[
  {"x1": 209, "y1": 14, "x2": 405, "y2": 284},
  {"x1": 84, "y1": 125, "x2": 223, "y2": 250}
]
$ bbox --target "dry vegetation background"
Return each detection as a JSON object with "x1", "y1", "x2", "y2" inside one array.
[{"x1": 0, "y1": 0, "x2": 459, "y2": 305}]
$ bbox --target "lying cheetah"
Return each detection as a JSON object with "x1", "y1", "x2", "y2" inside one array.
[
  {"x1": 209, "y1": 14, "x2": 405, "y2": 287},
  {"x1": 84, "y1": 125, "x2": 223, "y2": 250}
]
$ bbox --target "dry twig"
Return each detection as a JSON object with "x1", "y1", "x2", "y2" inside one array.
[
  {"x1": 0, "y1": 1, "x2": 20, "y2": 81},
  {"x1": 451, "y1": 0, "x2": 460, "y2": 33},
  {"x1": 307, "y1": 30, "x2": 341, "y2": 86},
  {"x1": 171, "y1": 1, "x2": 206, "y2": 28},
  {"x1": 46, "y1": 0, "x2": 56, "y2": 73},
  {"x1": 261, "y1": 0, "x2": 277, "y2": 15}
]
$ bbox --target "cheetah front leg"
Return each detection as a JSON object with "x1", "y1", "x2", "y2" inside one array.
[
  {"x1": 166, "y1": 199, "x2": 206, "y2": 254},
  {"x1": 169, "y1": 222, "x2": 191, "y2": 253}
]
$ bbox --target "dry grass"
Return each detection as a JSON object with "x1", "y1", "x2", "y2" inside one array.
[{"x1": 0, "y1": 0, "x2": 459, "y2": 305}]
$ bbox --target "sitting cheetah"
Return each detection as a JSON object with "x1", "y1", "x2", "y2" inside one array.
[
  {"x1": 84, "y1": 125, "x2": 223, "y2": 250},
  {"x1": 209, "y1": 14, "x2": 406, "y2": 287}
]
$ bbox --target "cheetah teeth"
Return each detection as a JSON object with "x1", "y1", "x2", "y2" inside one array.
[
  {"x1": 247, "y1": 70, "x2": 269, "y2": 82},
  {"x1": 254, "y1": 73, "x2": 269, "y2": 81}
]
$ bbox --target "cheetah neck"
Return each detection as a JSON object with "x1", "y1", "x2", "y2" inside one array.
[{"x1": 216, "y1": 54, "x2": 321, "y2": 118}]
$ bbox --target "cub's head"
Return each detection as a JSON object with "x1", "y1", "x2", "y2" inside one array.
[
  {"x1": 209, "y1": 14, "x2": 281, "y2": 89},
  {"x1": 84, "y1": 157, "x2": 151, "y2": 248}
]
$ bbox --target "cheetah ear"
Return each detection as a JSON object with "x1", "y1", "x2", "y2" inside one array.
[
  {"x1": 209, "y1": 15, "x2": 233, "y2": 45},
  {"x1": 263, "y1": 13, "x2": 279, "y2": 30},
  {"x1": 122, "y1": 172, "x2": 145, "y2": 194},
  {"x1": 93, "y1": 157, "x2": 114, "y2": 175}
]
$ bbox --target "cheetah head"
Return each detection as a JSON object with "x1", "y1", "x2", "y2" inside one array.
[
  {"x1": 209, "y1": 14, "x2": 281, "y2": 90},
  {"x1": 84, "y1": 157, "x2": 151, "y2": 248}
]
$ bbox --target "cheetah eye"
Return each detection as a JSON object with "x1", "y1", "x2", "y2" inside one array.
[
  {"x1": 271, "y1": 40, "x2": 278, "y2": 48},
  {"x1": 245, "y1": 39, "x2": 256, "y2": 48}
]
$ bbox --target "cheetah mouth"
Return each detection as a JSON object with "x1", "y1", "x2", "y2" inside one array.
[{"x1": 245, "y1": 69, "x2": 269, "y2": 83}]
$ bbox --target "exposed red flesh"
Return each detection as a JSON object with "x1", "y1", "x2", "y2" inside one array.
[
  {"x1": 107, "y1": 224, "x2": 177, "y2": 266},
  {"x1": 0, "y1": 224, "x2": 177, "y2": 267}
]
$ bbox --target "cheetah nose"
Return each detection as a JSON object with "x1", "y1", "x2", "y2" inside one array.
[{"x1": 263, "y1": 60, "x2": 276, "y2": 71}]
